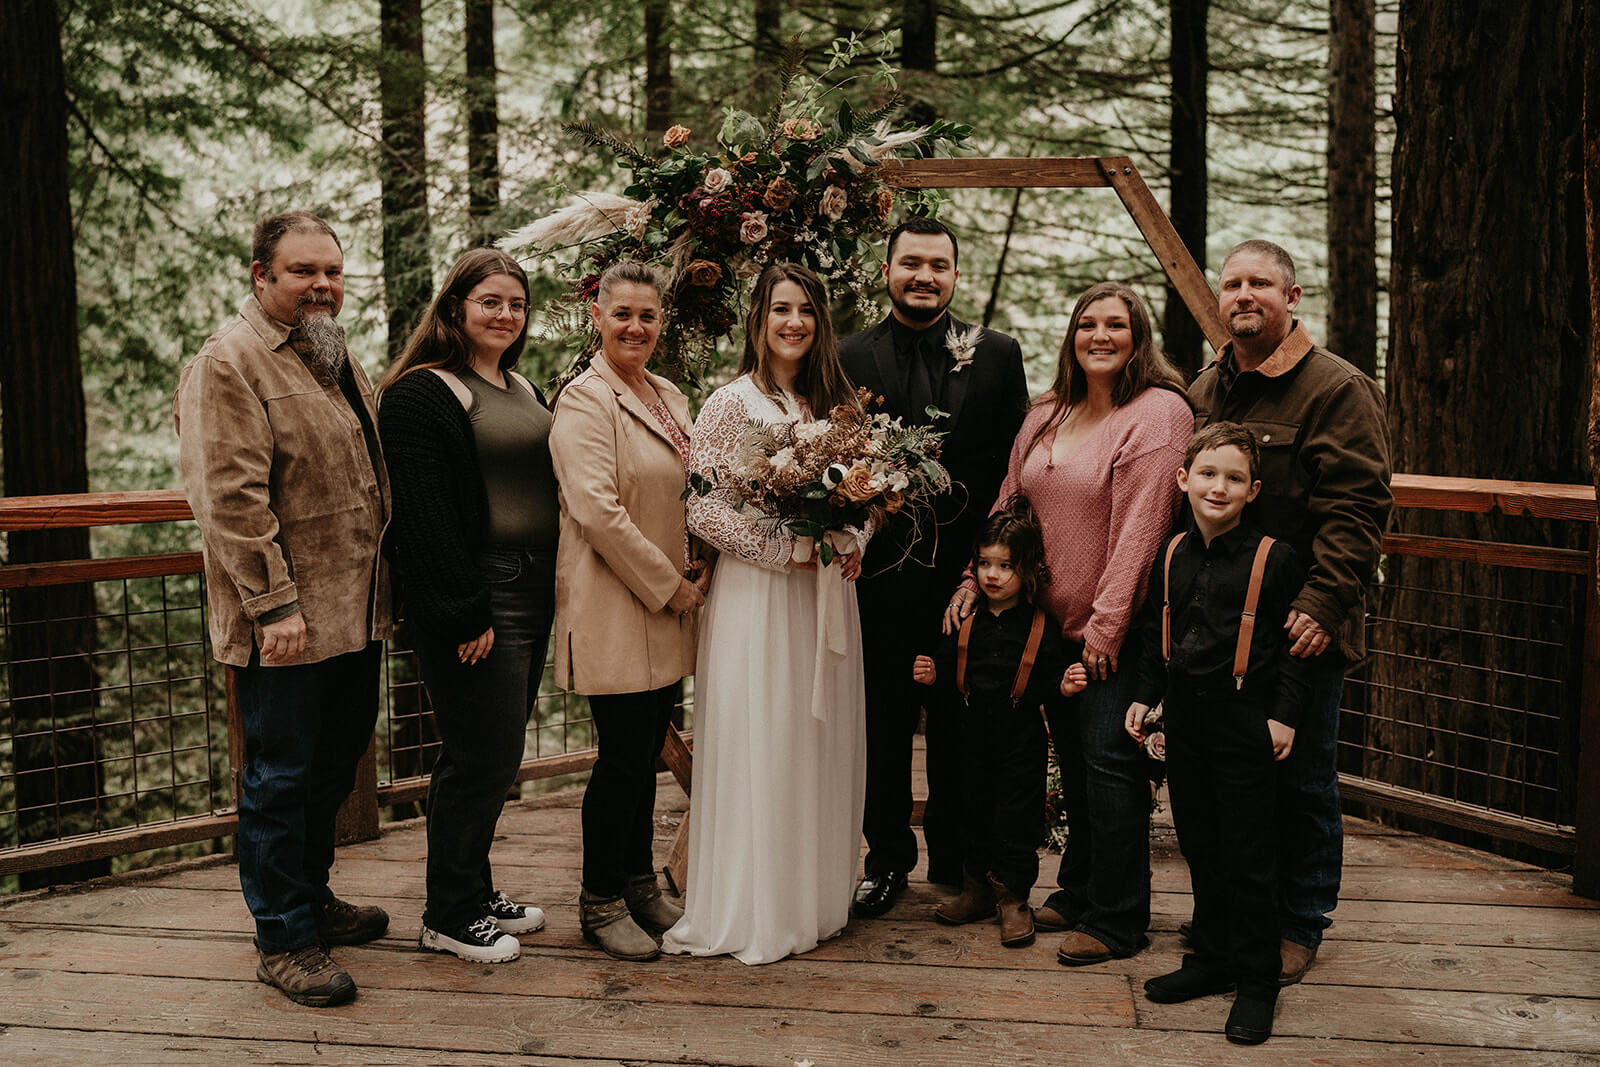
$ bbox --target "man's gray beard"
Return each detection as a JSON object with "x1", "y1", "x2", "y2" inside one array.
[{"x1": 296, "y1": 312, "x2": 347, "y2": 376}]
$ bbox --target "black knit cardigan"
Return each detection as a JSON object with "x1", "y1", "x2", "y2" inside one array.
[{"x1": 378, "y1": 369, "x2": 550, "y2": 644}]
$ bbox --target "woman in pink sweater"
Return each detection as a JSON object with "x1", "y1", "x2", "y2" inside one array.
[{"x1": 948, "y1": 281, "x2": 1191, "y2": 965}]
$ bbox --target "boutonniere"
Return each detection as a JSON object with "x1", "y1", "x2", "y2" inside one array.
[{"x1": 945, "y1": 323, "x2": 982, "y2": 373}]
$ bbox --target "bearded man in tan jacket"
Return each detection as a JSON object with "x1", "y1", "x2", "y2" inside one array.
[{"x1": 175, "y1": 212, "x2": 393, "y2": 1007}]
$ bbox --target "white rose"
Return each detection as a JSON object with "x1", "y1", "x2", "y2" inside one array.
[
  {"x1": 703, "y1": 167, "x2": 732, "y2": 194},
  {"x1": 819, "y1": 185, "x2": 847, "y2": 222},
  {"x1": 739, "y1": 210, "x2": 769, "y2": 244}
]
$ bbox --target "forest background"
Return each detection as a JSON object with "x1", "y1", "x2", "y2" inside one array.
[{"x1": 0, "y1": 0, "x2": 1596, "y2": 888}]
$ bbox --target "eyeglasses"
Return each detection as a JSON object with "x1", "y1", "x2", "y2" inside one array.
[{"x1": 464, "y1": 296, "x2": 529, "y2": 317}]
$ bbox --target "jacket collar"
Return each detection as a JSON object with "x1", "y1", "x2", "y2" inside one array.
[
  {"x1": 1218, "y1": 319, "x2": 1314, "y2": 380},
  {"x1": 240, "y1": 293, "x2": 294, "y2": 351},
  {"x1": 590, "y1": 353, "x2": 692, "y2": 444}
]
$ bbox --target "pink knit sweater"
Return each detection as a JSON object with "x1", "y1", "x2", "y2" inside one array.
[{"x1": 965, "y1": 387, "x2": 1194, "y2": 656}]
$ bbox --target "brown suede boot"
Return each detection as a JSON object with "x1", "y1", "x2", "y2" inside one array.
[
  {"x1": 989, "y1": 873, "x2": 1036, "y2": 948},
  {"x1": 933, "y1": 872, "x2": 996, "y2": 925}
]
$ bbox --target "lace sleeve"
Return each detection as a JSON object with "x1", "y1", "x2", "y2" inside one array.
[{"x1": 687, "y1": 383, "x2": 795, "y2": 569}]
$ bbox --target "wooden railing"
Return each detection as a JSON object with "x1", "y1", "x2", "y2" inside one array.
[{"x1": 2, "y1": 478, "x2": 1597, "y2": 897}]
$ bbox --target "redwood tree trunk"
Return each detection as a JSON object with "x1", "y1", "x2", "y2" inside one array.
[
  {"x1": 0, "y1": 0, "x2": 108, "y2": 886},
  {"x1": 380, "y1": 0, "x2": 432, "y2": 361},
  {"x1": 1372, "y1": 0, "x2": 1588, "y2": 835},
  {"x1": 1328, "y1": 0, "x2": 1378, "y2": 378},
  {"x1": 901, "y1": 0, "x2": 937, "y2": 126},
  {"x1": 645, "y1": 0, "x2": 673, "y2": 140},
  {"x1": 1163, "y1": 0, "x2": 1209, "y2": 373},
  {"x1": 465, "y1": 0, "x2": 499, "y2": 245}
]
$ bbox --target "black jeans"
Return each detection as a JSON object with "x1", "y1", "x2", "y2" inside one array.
[
  {"x1": 415, "y1": 547, "x2": 555, "y2": 930},
  {"x1": 233, "y1": 643, "x2": 380, "y2": 952},
  {"x1": 581, "y1": 683, "x2": 677, "y2": 896},
  {"x1": 957, "y1": 694, "x2": 1048, "y2": 895},
  {"x1": 1165, "y1": 677, "x2": 1281, "y2": 998}
]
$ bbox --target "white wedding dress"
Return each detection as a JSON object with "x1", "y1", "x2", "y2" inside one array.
[{"x1": 661, "y1": 375, "x2": 868, "y2": 965}]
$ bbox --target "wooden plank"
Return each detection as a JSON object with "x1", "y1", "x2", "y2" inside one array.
[
  {"x1": 0, "y1": 550, "x2": 203, "y2": 589},
  {"x1": 660, "y1": 724, "x2": 692, "y2": 792},
  {"x1": 661, "y1": 809, "x2": 690, "y2": 895},
  {"x1": 333, "y1": 737, "x2": 381, "y2": 845},
  {"x1": 879, "y1": 156, "x2": 1111, "y2": 188},
  {"x1": 1381, "y1": 532, "x2": 1590, "y2": 575},
  {"x1": 378, "y1": 749, "x2": 604, "y2": 806},
  {"x1": 1576, "y1": 523, "x2": 1600, "y2": 899},
  {"x1": 0, "y1": 814, "x2": 238, "y2": 878},
  {"x1": 0, "y1": 489, "x2": 193, "y2": 531},
  {"x1": 1391, "y1": 473, "x2": 1597, "y2": 522},
  {"x1": 1096, "y1": 157, "x2": 1230, "y2": 352},
  {"x1": 1339, "y1": 777, "x2": 1575, "y2": 854}
]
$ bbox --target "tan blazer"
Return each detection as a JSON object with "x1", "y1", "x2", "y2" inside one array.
[{"x1": 550, "y1": 357, "x2": 697, "y2": 695}]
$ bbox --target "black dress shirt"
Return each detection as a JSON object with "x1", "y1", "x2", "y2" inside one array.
[
  {"x1": 930, "y1": 602, "x2": 1078, "y2": 710},
  {"x1": 888, "y1": 312, "x2": 950, "y2": 418},
  {"x1": 1132, "y1": 519, "x2": 1312, "y2": 727}
]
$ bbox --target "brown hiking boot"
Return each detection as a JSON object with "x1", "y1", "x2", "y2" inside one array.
[
  {"x1": 989, "y1": 874, "x2": 1036, "y2": 948},
  {"x1": 256, "y1": 943, "x2": 356, "y2": 1007},
  {"x1": 580, "y1": 889, "x2": 661, "y2": 961},
  {"x1": 1279, "y1": 939, "x2": 1317, "y2": 984},
  {"x1": 315, "y1": 896, "x2": 389, "y2": 946},
  {"x1": 623, "y1": 873, "x2": 684, "y2": 935},
  {"x1": 933, "y1": 872, "x2": 996, "y2": 925}
]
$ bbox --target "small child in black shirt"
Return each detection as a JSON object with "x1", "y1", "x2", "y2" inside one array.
[
  {"x1": 913, "y1": 498, "x2": 1089, "y2": 948},
  {"x1": 1125, "y1": 422, "x2": 1310, "y2": 1045}
]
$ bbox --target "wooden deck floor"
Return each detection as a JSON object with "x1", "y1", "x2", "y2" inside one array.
[{"x1": 2, "y1": 776, "x2": 1598, "y2": 1065}]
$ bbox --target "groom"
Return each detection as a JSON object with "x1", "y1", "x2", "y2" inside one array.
[{"x1": 840, "y1": 217, "x2": 1029, "y2": 917}]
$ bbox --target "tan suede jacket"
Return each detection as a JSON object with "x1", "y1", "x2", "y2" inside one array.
[
  {"x1": 175, "y1": 295, "x2": 393, "y2": 667},
  {"x1": 549, "y1": 358, "x2": 697, "y2": 695},
  {"x1": 1189, "y1": 321, "x2": 1392, "y2": 663}
]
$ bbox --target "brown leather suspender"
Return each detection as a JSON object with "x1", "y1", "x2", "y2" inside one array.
[
  {"x1": 1161, "y1": 532, "x2": 1276, "y2": 691},
  {"x1": 955, "y1": 607, "x2": 1049, "y2": 704}
]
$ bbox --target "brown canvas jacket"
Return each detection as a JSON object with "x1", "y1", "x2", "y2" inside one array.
[
  {"x1": 174, "y1": 295, "x2": 393, "y2": 667},
  {"x1": 1188, "y1": 321, "x2": 1392, "y2": 663}
]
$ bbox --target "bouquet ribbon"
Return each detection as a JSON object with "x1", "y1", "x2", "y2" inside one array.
[{"x1": 803, "y1": 531, "x2": 856, "y2": 723}]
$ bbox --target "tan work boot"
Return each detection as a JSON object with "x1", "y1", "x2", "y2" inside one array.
[
  {"x1": 989, "y1": 873, "x2": 1036, "y2": 948},
  {"x1": 314, "y1": 896, "x2": 390, "y2": 946},
  {"x1": 933, "y1": 872, "x2": 996, "y2": 925},
  {"x1": 256, "y1": 942, "x2": 356, "y2": 1006},
  {"x1": 580, "y1": 889, "x2": 661, "y2": 961},
  {"x1": 623, "y1": 873, "x2": 684, "y2": 935}
]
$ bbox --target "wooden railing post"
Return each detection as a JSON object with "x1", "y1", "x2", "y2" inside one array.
[{"x1": 1574, "y1": 524, "x2": 1600, "y2": 899}]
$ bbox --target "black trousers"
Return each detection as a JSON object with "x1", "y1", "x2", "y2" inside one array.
[
  {"x1": 1164, "y1": 678, "x2": 1282, "y2": 998},
  {"x1": 856, "y1": 561, "x2": 965, "y2": 880},
  {"x1": 956, "y1": 694, "x2": 1047, "y2": 895},
  {"x1": 581, "y1": 683, "x2": 677, "y2": 896}
]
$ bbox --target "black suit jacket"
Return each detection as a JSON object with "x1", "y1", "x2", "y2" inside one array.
[{"x1": 839, "y1": 312, "x2": 1029, "y2": 576}]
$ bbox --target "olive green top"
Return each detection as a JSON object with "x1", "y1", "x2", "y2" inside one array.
[{"x1": 463, "y1": 367, "x2": 558, "y2": 549}]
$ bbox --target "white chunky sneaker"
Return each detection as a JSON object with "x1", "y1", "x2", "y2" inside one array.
[
  {"x1": 483, "y1": 890, "x2": 546, "y2": 935},
  {"x1": 419, "y1": 916, "x2": 520, "y2": 963}
]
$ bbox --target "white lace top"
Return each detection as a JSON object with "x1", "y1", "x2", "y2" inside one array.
[{"x1": 687, "y1": 375, "x2": 803, "y2": 570}]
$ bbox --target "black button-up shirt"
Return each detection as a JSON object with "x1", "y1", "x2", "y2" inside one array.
[
  {"x1": 930, "y1": 602, "x2": 1078, "y2": 710},
  {"x1": 1132, "y1": 519, "x2": 1312, "y2": 727},
  {"x1": 889, "y1": 312, "x2": 950, "y2": 418}
]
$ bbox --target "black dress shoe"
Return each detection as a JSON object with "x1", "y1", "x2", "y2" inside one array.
[
  {"x1": 852, "y1": 871, "x2": 908, "y2": 918},
  {"x1": 1225, "y1": 992, "x2": 1276, "y2": 1044},
  {"x1": 1143, "y1": 964, "x2": 1236, "y2": 1004}
]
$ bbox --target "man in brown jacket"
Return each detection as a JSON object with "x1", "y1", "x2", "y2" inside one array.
[
  {"x1": 1188, "y1": 240, "x2": 1392, "y2": 985},
  {"x1": 175, "y1": 212, "x2": 393, "y2": 1007}
]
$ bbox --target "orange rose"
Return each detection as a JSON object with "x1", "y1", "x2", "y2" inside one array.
[
  {"x1": 835, "y1": 463, "x2": 877, "y2": 503},
  {"x1": 685, "y1": 259, "x2": 723, "y2": 287},
  {"x1": 875, "y1": 187, "x2": 894, "y2": 221},
  {"x1": 782, "y1": 117, "x2": 822, "y2": 141},
  {"x1": 662, "y1": 125, "x2": 690, "y2": 149},
  {"x1": 882, "y1": 489, "x2": 905, "y2": 514},
  {"x1": 763, "y1": 177, "x2": 799, "y2": 212}
]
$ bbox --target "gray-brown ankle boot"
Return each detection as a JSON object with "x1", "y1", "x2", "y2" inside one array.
[
  {"x1": 623, "y1": 873, "x2": 684, "y2": 934},
  {"x1": 934, "y1": 872, "x2": 996, "y2": 925},
  {"x1": 579, "y1": 889, "x2": 660, "y2": 961},
  {"x1": 989, "y1": 873, "x2": 1035, "y2": 947}
]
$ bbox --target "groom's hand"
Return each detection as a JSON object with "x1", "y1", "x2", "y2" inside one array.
[{"x1": 912, "y1": 655, "x2": 937, "y2": 685}]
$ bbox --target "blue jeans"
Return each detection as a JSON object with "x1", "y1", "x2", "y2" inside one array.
[
  {"x1": 1043, "y1": 631, "x2": 1150, "y2": 957},
  {"x1": 415, "y1": 547, "x2": 555, "y2": 930},
  {"x1": 233, "y1": 643, "x2": 380, "y2": 952},
  {"x1": 1278, "y1": 656, "x2": 1345, "y2": 948}
]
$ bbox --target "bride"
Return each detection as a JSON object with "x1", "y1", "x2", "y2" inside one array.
[{"x1": 662, "y1": 263, "x2": 869, "y2": 965}]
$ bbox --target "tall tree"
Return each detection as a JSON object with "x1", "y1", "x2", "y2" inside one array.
[
  {"x1": 380, "y1": 0, "x2": 433, "y2": 361},
  {"x1": 0, "y1": 0, "x2": 108, "y2": 886},
  {"x1": 901, "y1": 0, "x2": 938, "y2": 127},
  {"x1": 465, "y1": 0, "x2": 500, "y2": 244},
  {"x1": 1328, "y1": 0, "x2": 1378, "y2": 377},
  {"x1": 1164, "y1": 0, "x2": 1209, "y2": 372},
  {"x1": 645, "y1": 0, "x2": 674, "y2": 139}
]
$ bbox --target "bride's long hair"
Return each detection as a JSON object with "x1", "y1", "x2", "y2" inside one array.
[{"x1": 739, "y1": 263, "x2": 861, "y2": 415}]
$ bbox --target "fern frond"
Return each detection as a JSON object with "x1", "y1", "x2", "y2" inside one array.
[
  {"x1": 562, "y1": 120, "x2": 652, "y2": 167},
  {"x1": 760, "y1": 34, "x2": 811, "y2": 152}
]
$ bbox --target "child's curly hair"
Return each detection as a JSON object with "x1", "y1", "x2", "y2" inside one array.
[{"x1": 972, "y1": 495, "x2": 1052, "y2": 603}]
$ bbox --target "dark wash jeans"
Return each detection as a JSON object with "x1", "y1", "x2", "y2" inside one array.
[
  {"x1": 1279, "y1": 655, "x2": 1345, "y2": 948},
  {"x1": 414, "y1": 547, "x2": 555, "y2": 931},
  {"x1": 582, "y1": 683, "x2": 677, "y2": 897},
  {"x1": 233, "y1": 642, "x2": 381, "y2": 952},
  {"x1": 1043, "y1": 629, "x2": 1151, "y2": 957}
]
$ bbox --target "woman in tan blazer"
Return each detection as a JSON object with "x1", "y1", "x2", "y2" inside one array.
[{"x1": 550, "y1": 261, "x2": 706, "y2": 962}]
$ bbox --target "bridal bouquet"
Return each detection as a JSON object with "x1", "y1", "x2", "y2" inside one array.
[
  {"x1": 505, "y1": 34, "x2": 969, "y2": 386},
  {"x1": 691, "y1": 390, "x2": 951, "y2": 565}
]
